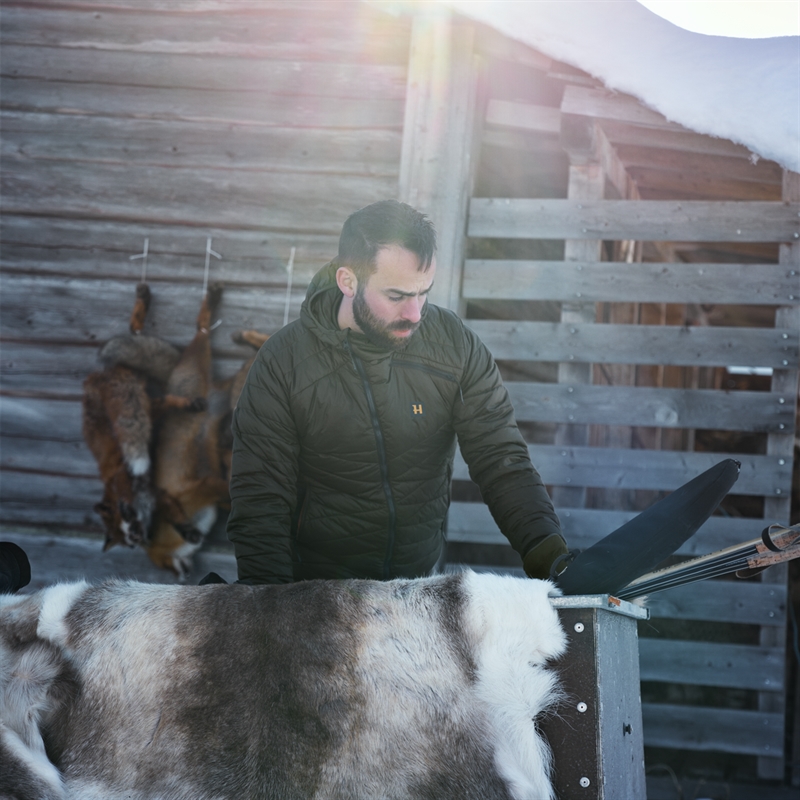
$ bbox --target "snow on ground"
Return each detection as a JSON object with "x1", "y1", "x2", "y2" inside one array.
[{"x1": 442, "y1": 0, "x2": 799, "y2": 171}]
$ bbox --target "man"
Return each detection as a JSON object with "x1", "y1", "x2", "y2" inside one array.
[{"x1": 227, "y1": 200, "x2": 568, "y2": 584}]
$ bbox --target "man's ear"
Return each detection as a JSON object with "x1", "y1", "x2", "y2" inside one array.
[{"x1": 336, "y1": 265, "x2": 357, "y2": 299}]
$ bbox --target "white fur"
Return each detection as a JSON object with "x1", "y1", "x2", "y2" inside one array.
[
  {"x1": 463, "y1": 572, "x2": 566, "y2": 800},
  {"x1": 1, "y1": 722, "x2": 64, "y2": 799},
  {"x1": 128, "y1": 456, "x2": 150, "y2": 477},
  {"x1": 37, "y1": 582, "x2": 88, "y2": 646},
  {"x1": 191, "y1": 505, "x2": 217, "y2": 535}
]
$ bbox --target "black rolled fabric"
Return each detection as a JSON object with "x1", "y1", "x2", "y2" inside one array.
[
  {"x1": 0, "y1": 541, "x2": 31, "y2": 594},
  {"x1": 556, "y1": 458, "x2": 741, "y2": 596}
]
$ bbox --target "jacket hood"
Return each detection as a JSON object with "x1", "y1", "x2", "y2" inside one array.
[{"x1": 300, "y1": 260, "x2": 348, "y2": 348}]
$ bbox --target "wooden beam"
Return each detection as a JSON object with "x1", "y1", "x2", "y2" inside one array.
[
  {"x1": 0, "y1": 111, "x2": 402, "y2": 176},
  {"x1": 398, "y1": 8, "x2": 482, "y2": 311},
  {"x1": 453, "y1": 445, "x2": 791, "y2": 497},
  {"x1": 0, "y1": 274, "x2": 307, "y2": 346},
  {"x1": 562, "y1": 85, "x2": 687, "y2": 134},
  {"x1": 616, "y1": 144, "x2": 783, "y2": 187},
  {"x1": 0, "y1": 3, "x2": 411, "y2": 64},
  {"x1": 559, "y1": 114, "x2": 638, "y2": 200},
  {"x1": 0, "y1": 43, "x2": 408, "y2": 98},
  {"x1": 468, "y1": 199, "x2": 800, "y2": 242},
  {"x1": 465, "y1": 318, "x2": 799, "y2": 369},
  {"x1": 485, "y1": 99, "x2": 560, "y2": 135},
  {"x1": 483, "y1": 94, "x2": 758, "y2": 163},
  {"x1": 629, "y1": 166, "x2": 782, "y2": 202},
  {"x1": 502, "y1": 382, "x2": 793, "y2": 433},
  {"x1": 644, "y1": 580, "x2": 787, "y2": 627},
  {"x1": 0, "y1": 214, "x2": 338, "y2": 286},
  {"x1": 641, "y1": 704, "x2": 784, "y2": 757},
  {"x1": 0, "y1": 76, "x2": 405, "y2": 130},
  {"x1": 0, "y1": 155, "x2": 397, "y2": 231},
  {"x1": 447, "y1": 502, "x2": 778, "y2": 557},
  {"x1": 639, "y1": 639, "x2": 785, "y2": 691},
  {"x1": 463, "y1": 260, "x2": 795, "y2": 305}
]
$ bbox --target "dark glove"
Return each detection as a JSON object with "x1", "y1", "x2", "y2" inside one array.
[{"x1": 522, "y1": 533, "x2": 570, "y2": 580}]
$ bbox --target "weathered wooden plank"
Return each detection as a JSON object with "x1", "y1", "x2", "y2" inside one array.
[
  {"x1": 639, "y1": 639, "x2": 784, "y2": 691},
  {"x1": 485, "y1": 99, "x2": 560, "y2": 135},
  {"x1": 447, "y1": 502, "x2": 775, "y2": 557},
  {"x1": 463, "y1": 260, "x2": 797, "y2": 305},
  {"x1": 0, "y1": 215, "x2": 338, "y2": 284},
  {"x1": 0, "y1": 342, "x2": 254, "y2": 397},
  {"x1": 468, "y1": 198, "x2": 800, "y2": 243},
  {"x1": 0, "y1": 77, "x2": 404, "y2": 129},
  {"x1": 641, "y1": 703, "x2": 784, "y2": 756},
  {"x1": 0, "y1": 471, "x2": 102, "y2": 525},
  {"x1": 505, "y1": 382, "x2": 794, "y2": 433},
  {"x1": 0, "y1": 436, "x2": 96, "y2": 477},
  {"x1": 0, "y1": 44, "x2": 408, "y2": 98},
  {"x1": 644, "y1": 580, "x2": 787, "y2": 627},
  {"x1": 600, "y1": 118, "x2": 760, "y2": 161},
  {"x1": 0, "y1": 275, "x2": 302, "y2": 346},
  {"x1": 0, "y1": 531, "x2": 238, "y2": 590},
  {"x1": 454, "y1": 446, "x2": 789, "y2": 496},
  {"x1": 561, "y1": 85, "x2": 689, "y2": 134},
  {"x1": 0, "y1": 396, "x2": 83, "y2": 441},
  {"x1": 616, "y1": 144, "x2": 783, "y2": 187},
  {"x1": 0, "y1": 111, "x2": 401, "y2": 175},
  {"x1": 0, "y1": 156, "x2": 397, "y2": 231},
  {"x1": 484, "y1": 94, "x2": 757, "y2": 162},
  {"x1": 629, "y1": 165, "x2": 781, "y2": 202},
  {"x1": 465, "y1": 319, "x2": 799, "y2": 369},
  {"x1": 0, "y1": 3, "x2": 410, "y2": 63},
  {"x1": 1, "y1": 389, "x2": 243, "y2": 476},
  {"x1": 0, "y1": 275, "x2": 306, "y2": 343}
]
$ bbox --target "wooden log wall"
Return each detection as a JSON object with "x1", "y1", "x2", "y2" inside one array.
[{"x1": 0, "y1": 0, "x2": 410, "y2": 529}]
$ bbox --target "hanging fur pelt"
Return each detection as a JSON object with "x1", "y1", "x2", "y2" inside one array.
[{"x1": 0, "y1": 571, "x2": 565, "y2": 800}]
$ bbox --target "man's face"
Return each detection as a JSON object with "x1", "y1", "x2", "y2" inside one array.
[{"x1": 352, "y1": 244, "x2": 436, "y2": 351}]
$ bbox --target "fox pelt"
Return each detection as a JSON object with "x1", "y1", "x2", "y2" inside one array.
[{"x1": 82, "y1": 282, "x2": 267, "y2": 578}]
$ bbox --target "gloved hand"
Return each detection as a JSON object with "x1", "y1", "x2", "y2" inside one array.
[{"x1": 522, "y1": 533, "x2": 571, "y2": 580}]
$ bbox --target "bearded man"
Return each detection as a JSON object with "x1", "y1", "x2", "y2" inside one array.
[{"x1": 227, "y1": 200, "x2": 568, "y2": 584}]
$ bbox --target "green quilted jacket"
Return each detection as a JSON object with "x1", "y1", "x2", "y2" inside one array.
[{"x1": 227, "y1": 262, "x2": 561, "y2": 583}]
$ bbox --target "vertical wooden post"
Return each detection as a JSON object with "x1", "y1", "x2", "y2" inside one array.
[
  {"x1": 758, "y1": 169, "x2": 800, "y2": 780},
  {"x1": 552, "y1": 116, "x2": 605, "y2": 508},
  {"x1": 398, "y1": 8, "x2": 483, "y2": 313}
]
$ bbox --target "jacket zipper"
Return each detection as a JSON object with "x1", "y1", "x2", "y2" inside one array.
[{"x1": 343, "y1": 338, "x2": 397, "y2": 579}]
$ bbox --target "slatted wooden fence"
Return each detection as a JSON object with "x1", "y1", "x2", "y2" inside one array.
[{"x1": 450, "y1": 187, "x2": 799, "y2": 774}]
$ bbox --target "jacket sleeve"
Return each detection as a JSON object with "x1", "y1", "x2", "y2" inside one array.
[
  {"x1": 226, "y1": 346, "x2": 299, "y2": 584},
  {"x1": 452, "y1": 325, "x2": 562, "y2": 558}
]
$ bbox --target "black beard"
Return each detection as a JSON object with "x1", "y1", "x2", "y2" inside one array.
[{"x1": 352, "y1": 286, "x2": 420, "y2": 351}]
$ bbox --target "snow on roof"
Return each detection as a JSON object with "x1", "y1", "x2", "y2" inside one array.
[{"x1": 444, "y1": 0, "x2": 800, "y2": 172}]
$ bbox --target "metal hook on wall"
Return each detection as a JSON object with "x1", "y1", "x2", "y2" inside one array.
[
  {"x1": 129, "y1": 237, "x2": 150, "y2": 282},
  {"x1": 203, "y1": 237, "x2": 221, "y2": 297}
]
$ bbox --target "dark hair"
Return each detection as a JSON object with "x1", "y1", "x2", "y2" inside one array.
[{"x1": 338, "y1": 200, "x2": 437, "y2": 282}]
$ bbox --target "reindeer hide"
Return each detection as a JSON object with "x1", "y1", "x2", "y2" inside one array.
[{"x1": 0, "y1": 572, "x2": 565, "y2": 800}]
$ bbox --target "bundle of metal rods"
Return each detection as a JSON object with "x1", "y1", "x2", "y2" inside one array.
[{"x1": 616, "y1": 522, "x2": 800, "y2": 600}]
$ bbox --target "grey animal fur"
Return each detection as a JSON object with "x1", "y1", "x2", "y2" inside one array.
[{"x1": 0, "y1": 572, "x2": 565, "y2": 800}]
